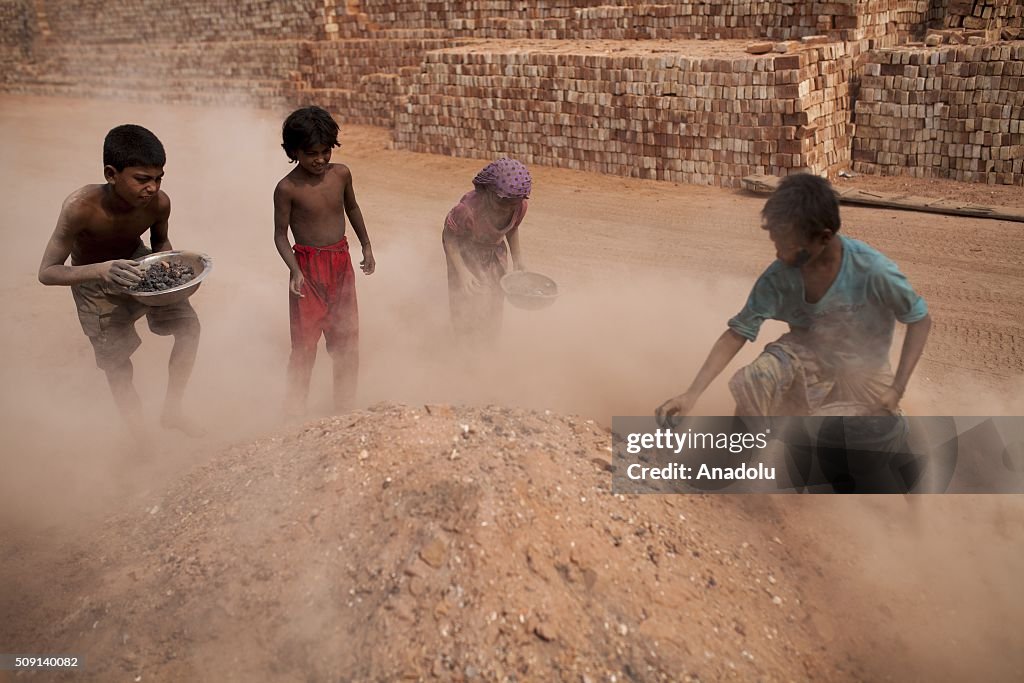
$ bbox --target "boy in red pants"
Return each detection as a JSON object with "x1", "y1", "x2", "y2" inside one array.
[{"x1": 273, "y1": 106, "x2": 375, "y2": 416}]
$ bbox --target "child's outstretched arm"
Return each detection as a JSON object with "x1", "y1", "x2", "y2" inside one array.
[
  {"x1": 655, "y1": 328, "x2": 747, "y2": 425},
  {"x1": 342, "y1": 169, "x2": 374, "y2": 275},
  {"x1": 38, "y1": 192, "x2": 143, "y2": 287},
  {"x1": 878, "y1": 314, "x2": 932, "y2": 412},
  {"x1": 273, "y1": 182, "x2": 304, "y2": 297}
]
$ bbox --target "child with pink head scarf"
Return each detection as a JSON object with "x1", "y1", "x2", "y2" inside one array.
[{"x1": 443, "y1": 158, "x2": 532, "y2": 342}]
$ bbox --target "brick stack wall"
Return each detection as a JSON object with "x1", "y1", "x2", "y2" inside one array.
[
  {"x1": 303, "y1": 40, "x2": 451, "y2": 89},
  {"x1": 926, "y1": 0, "x2": 952, "y2": 27},
  {"x1": 443, "y1": 3, "x2": 807, "y2": 41},
  {"x1": 843, "y1": 0, "x2": 932, "y2": 44},
  {"x1": 296, "y1": 38, "x2": 461, "y2": 126},
  {"x1": 352, "y1": 1, "x2": 935, "y2": 42},
  {"x1": 394, "y1": 40, "x2": 856, "y2": 187},
  {"x1": 2, "y1": 40, "x2": 304, "y2": 108},
  {"x1": 1, "y1": 1, "x2": 1020, "y2": 187},
  {"x1": 0, "y1": 0, "x2": 35, "y2": 69},
  {"x1": 853, "y1": 42, "x2": 1024, "y2": 184},
  {"x1": 944, "y1": 0, "x2": 1024, "y2": 29},
  {"x1": 43, "y1": 0, "x2": 324, "y2": 43}
]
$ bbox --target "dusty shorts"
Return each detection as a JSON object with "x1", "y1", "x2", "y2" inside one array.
[
  {"x1": 728, "y1": 331, "x2": 896, "y2": 417},
  {"x1": 71, "y1": 245, "x2": 198, "y2": 371}
]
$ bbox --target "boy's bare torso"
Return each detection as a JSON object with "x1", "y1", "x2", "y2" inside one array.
[
  {"x1": 280, "y1": 163, "x2": 350, "y2": 247},
  {"x1": 69, "y1": 185, "x2": 168, "y2": 265}
]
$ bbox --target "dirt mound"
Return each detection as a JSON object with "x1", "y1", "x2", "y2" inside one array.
[{"x1": 1, "y1": 403, "x2": 847, "y2": 682}]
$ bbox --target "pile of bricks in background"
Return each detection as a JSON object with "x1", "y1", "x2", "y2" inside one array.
[
  {"x1": 394, "y1": 40, "x2": 855, "y2": 187},
  {"x1": 853, "y1": 42, "x2": 1024, "y2": 184},
  {"x1": 0, "y1": 40, "x2": 304, "y2": 107},
  {"x1": 0, "y1": 0, "x2": 35, "y2": 68},
  {"x1": 346, "y1": 1, "x2": 937, "y2": 43},
  {"x1": 2, "y1": 0, "x2": 1022, "y2": 187},
  {"x1": 944, "y1": 0, "x2": 1024, "y2": 30},
  {"x1": 844, "y1": 0, "x2": 940, "y2": 44},
  {"x1": 442, "y1": 3, "x2": 818, "y2": 41},
  {"x1": 296, "y1": 38, "x2": 465, "y2": 126},
  {"x1": 295, "y1": 65, "x2": 425, "y2": 128},
  {"x1": 43, "y1": 0, "x2": 326, "y2": 43}
]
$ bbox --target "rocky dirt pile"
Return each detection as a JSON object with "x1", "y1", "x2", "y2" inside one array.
[{"x1": 3, "y1": 403, "x2": 850, "y2": 682}]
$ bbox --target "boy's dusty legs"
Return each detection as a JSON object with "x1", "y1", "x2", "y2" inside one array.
[
  {"x1": 326, "y1": 320, "x2": 358, "y2": 412},
  {"x1": 104, "y1": 361, "x2": 148, "y2": 441},
  {"x1": 330, "y1": 348, "x2": 358, "y2": 412},
  {"x1": 160, "y1": 318, "x2": 205, "y2": 437},
  {"x1": 285, "y1": 345, "x2": 317, "y2": 420}
]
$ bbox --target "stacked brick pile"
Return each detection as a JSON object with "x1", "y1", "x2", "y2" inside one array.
[
  {"x1": 561, "y1": 1, "x2": 911, "y2": 43},
  {"x1": 394, "y1": 40, "x2": 855, "y2": 186},
  {"x1": 44, "y1": 0, "x2": 325, "y2": 43},
  {"x1": 852, "y1": 42, "x2": 1024, "y2": 184},
  {"x1": 349, "y1": 1, "x2": 937, "y2": 43},
  {"x1": 837, "y1": 0, "x2": 932, "y2": 44},
  {"x1": 920, "y1": 0, "x2": 952, "y2": 26},
  {"x1": 0, "y1": 0, "x2": 34, "y2": 65},
  {"x1": 444, "y1": 4, "x2": 799, "y2": 41},
  {"x1": 3, "y1": 0, "x2": 1020, "y2": 188},
  {"x1": 294, "y1": 66, "x2": 424, "y2": 127},
  {"x1": 297, "y1": 38, "x2": 472, "y2": 125},
  {"x1": 349, "y1": 1, "x2": 626, "y2": 29},
  {"x1": 1, "y1": 40, "x2": 303, "y2": 108},
  {"x1": 944, "y1": 0, "x2": 1024, "y2": 29},
  {"x1": 302, "y1": 38, "x2": 454, "y2": 90}
]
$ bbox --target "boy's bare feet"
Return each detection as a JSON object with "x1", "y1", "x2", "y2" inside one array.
[{"x1": 160, "y1": 409, "x2": 207, "y2": 438}]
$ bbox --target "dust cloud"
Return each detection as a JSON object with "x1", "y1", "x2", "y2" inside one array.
[
  {"x1": 2, "y1": 95, "x2": 1022, "y2": 682},
  {"x1": 0, "y1": 95, "x2": 756, "y2": 530},
  {"x1": 760, "y1": 493, "x2": 1024, "y2": 681}
]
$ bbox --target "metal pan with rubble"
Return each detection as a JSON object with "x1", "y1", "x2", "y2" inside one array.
[{"x1": 127, "y1": 250, "x2": 213, "y2": 307}]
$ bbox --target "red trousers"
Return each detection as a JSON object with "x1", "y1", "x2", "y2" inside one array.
[{"x1": 288, "y1": 237, "x2": 359, "y2": 405}]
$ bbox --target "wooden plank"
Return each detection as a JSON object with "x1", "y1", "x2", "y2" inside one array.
[{"x1": 741, "y1": 174, "x2": 1024, "y2": 223}]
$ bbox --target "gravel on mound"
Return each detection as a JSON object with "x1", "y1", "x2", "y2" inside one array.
[{"x1": 7, "y1": 403, "x2": 843, "y2": 682}]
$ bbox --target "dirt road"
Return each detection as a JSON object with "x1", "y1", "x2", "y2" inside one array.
[{"x1": 1, "y1": 95, "x2": 1022, "y2": 681}]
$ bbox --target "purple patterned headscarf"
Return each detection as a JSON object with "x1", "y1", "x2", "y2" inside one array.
[{"x1": 472, "y1": 158, "x2": 532, "y2": 199}]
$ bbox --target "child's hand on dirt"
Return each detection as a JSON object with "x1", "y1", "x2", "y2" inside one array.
[
  {"x1": 877, "y1": 386, "x2": 902, "y2": 414},
  {"x1": 101, "y1": 259, "x2": 144, "y2": 287},
  {"x1": 360, "y1": 244, "x2": 375, "y2": 275},
  {"x1": 655, "y1": 391, "x2": 698, "y2": 428},
  {"x1": 289, "y1": 270, "x2": 305, "y2": 297}
]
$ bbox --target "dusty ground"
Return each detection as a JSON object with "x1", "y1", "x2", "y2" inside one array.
[{"x1": 0, "y1": 95, "x2": 1022, "y2": 682}]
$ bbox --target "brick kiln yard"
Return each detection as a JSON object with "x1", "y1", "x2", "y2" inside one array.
[{"x1": 1, "y1": 95, "x2": 1023, "y2": 682}]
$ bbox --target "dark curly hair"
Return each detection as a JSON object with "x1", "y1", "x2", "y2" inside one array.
[
  {"x1": 103, "y1": 124, "x2": 166, "y2": 171},
  {"x1": 281, "y1": 106, "x2": 340, "y2": 162},
  {"x1": 761, "y1": 173, "x2": 841, "y2": 239}
]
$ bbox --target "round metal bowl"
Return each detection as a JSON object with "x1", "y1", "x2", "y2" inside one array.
[
  {"x1": 126, "y1": 250, "x2": 213, "y2": 307},
  {"x1": 500, "y1": 270, "x2": 558, "y2": 310}
]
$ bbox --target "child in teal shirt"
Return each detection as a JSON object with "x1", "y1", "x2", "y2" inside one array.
[{"x1": 657, "y1": 173, "x2": 932, "y2": 418}]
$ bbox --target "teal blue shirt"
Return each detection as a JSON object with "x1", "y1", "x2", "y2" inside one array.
[{"x1": 728, "y1": 236, "x2": 928, "y2": 371}]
